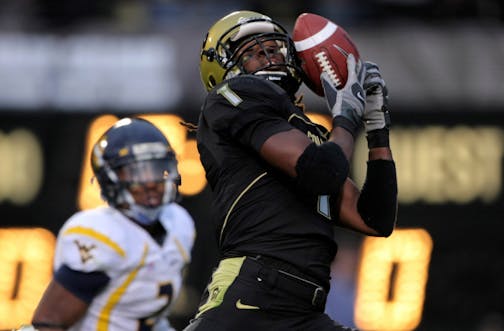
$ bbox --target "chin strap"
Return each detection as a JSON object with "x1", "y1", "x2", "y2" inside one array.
[{"x1": 255, "y1": 71, "x2": 300, "y2": 97}]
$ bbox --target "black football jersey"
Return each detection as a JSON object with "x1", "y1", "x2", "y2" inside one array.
[{"x1": 197, "y1": 75, "x2": 338, "y2": 287}]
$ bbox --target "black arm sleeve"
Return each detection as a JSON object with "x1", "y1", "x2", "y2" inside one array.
[
  {"x1": 54, "y1": 264, "x2": 110, "y2": 303},
  {"x1": 357, "y1": 159, "x2": 398, "y2": 236}
]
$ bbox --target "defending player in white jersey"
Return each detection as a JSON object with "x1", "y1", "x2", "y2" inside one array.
[{"x1": 24, "y1": 118, "x2": 196, "y2": 331}]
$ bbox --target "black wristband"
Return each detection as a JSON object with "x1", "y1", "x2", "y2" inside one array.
[
  {"x1": 32, "y1": 322, "x2": 67, "y2": 329},
  {"x1": 366, "y1": 128, "x2": 390, "y2": 148},
  {"x1": 332, "y1": 116, "x2": 361, "y2": 139}
]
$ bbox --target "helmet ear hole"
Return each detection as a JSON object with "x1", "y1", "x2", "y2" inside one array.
[{"x1": 209, "y1": 75, "x2": 216, "y2": 88}]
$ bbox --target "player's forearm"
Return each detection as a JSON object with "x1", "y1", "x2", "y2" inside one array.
[
  {"x1": 328, "y1": 126, "x2": 355, "y2": 161},
  {"x1": 356, "y1": 159, "x2": 398, "y2": 237}
]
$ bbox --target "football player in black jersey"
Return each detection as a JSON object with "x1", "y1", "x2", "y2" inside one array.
[{"x1": 184, "y1": 10, "x2": 397, "y2": 331}]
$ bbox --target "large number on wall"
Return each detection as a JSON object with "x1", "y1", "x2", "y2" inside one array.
[
  {"x1": 78, "y1": 114, "x2": 207, "y2": 210},
  {"x1": 0, "y1": 129, "x2": 44, "y2": 205},
  {"x1": 0, "y1": 228, "x2": 55, "y2": 329},
  {"x1": 354, "y1": 228, "x2": 433, "y2": 331}
]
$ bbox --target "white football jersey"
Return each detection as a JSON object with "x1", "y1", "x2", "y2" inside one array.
[{"x1": 53, "y1": 203, "x2": 195, "y2": 331}]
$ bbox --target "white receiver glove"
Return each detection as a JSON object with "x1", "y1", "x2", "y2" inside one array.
[
  {"x1": 363, "y1": 61, "x2": 391, "y2": 133},
  {"x1": 321, "y1": 54, "x2": 365, "y2": 137}
]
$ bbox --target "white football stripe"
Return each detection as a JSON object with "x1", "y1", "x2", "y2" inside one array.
[{"x1": 294, "y1": 21, "x2": 338, "y2": 52}]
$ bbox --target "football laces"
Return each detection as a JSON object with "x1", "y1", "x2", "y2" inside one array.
[{"x1": 315, "y1": 50, "x2": 341, "y2": 88}]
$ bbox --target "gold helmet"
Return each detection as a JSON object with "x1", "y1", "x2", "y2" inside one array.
[{"x1": 200, "y1": 10, "x2": 303, "y2": 96}]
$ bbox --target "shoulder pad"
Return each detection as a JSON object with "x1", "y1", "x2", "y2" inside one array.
[{"x1": 55, "y1": 208, "x2": 128, "y2": 273}]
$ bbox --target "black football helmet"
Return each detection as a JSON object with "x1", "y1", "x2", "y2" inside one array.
[
  {"x1": 91, "y1": 118, "x2": 180, "y2": 225},
  {"x1": 200, "y1": 10, "x2": 303, "y2": 96}
]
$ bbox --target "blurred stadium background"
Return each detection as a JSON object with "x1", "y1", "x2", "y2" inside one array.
[{"x1": 0, "y1": 0, "x2": 503, "y2": 330}]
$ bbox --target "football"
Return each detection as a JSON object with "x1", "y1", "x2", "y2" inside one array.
[{"x1": 292, "y1": 13, "x2": 360, "y2": 96}]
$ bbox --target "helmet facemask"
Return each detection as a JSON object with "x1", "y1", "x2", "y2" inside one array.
[
  {"x1": 114, "y1": 158, "x2": 179, "y2": 226},
  {"x1": 226, "y1": 32, "x2": 302, "y2": 96}
]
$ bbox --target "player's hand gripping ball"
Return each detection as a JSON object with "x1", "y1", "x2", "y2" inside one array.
[{"x1": 293, "y1": 13, "x2": 361, "y2": 96}]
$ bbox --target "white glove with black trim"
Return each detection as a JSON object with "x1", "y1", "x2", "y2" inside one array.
[
  {"x1": 363, "y1": 61, "x2": 391, "y2": 133},
  {"x1": 321, "y1": 54, "x2": 365, "y2": 137}
]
